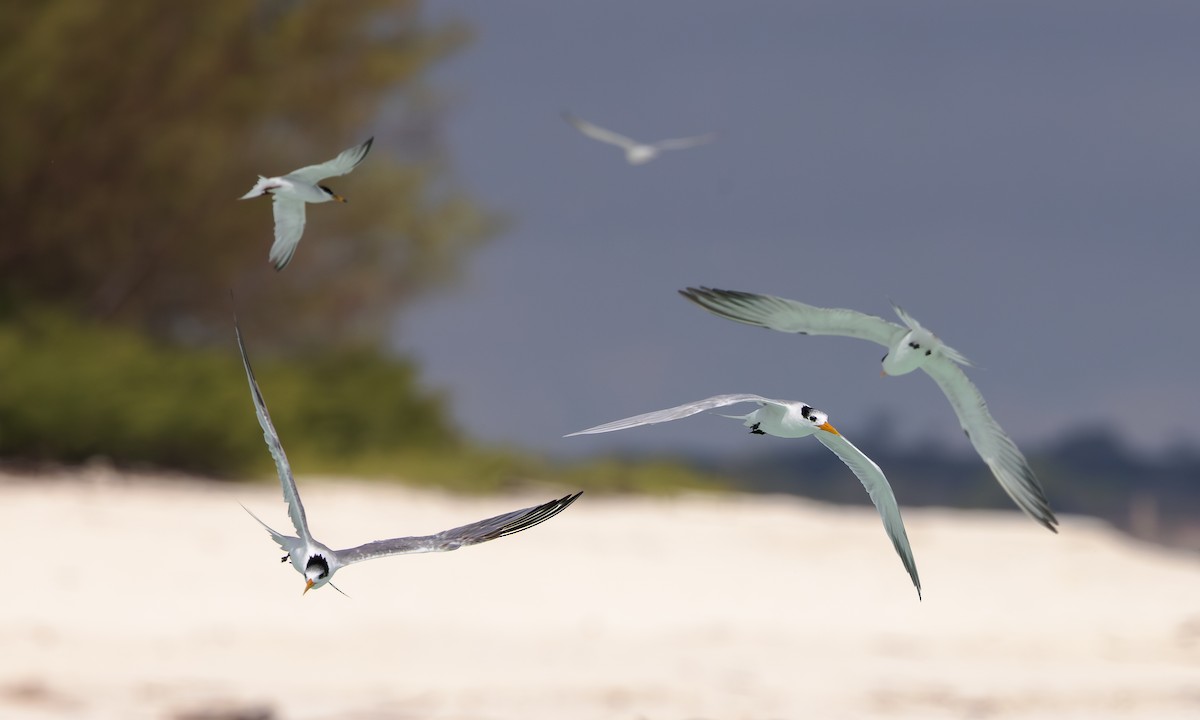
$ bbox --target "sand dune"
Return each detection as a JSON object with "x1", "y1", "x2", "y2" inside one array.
[{"x1": 1, "y1": 468, "x2": 1197, "y2": 719}]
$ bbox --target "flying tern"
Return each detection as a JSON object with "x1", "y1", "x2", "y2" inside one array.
[
  {"x1": 234, "y1": 317, "x2": 581, "y2": 594},
  {"x1": 680, "y1": 286, "x2": 1058, "y2": 533},
  {"x1": 567, "y1": 394, "x2": 921, "y2": 598},
  {"x1": 563, "y1": 113, "x2": 716, "y2": 165},
  {"x1": 240, "y1": 137, "x2": 374, "y2": 271}
]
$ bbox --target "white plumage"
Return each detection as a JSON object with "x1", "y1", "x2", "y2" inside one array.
[
  {"x1": 234, "y1": 316, "x2": 581, "y2": 594},
  {"x1": 568, "y1": 393, "x2": 921, "y2": 598},
  {"x1": 563, "y1": 113, "x2": 716, "y2": 165},
  {"x1": 680, "y1": 287, "x2": 1058, "y2": 533},
  {"x1": 240, "y1": 137, "x2": 374, "y2": 271}
]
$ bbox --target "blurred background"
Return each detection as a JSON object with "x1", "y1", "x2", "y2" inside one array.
[
  {"x1": 2, "y1": 2, "x2": 1199, "y2": 719},
  {"x1": 3, "y1": 0, "x2": 1197, "y2": 546}
]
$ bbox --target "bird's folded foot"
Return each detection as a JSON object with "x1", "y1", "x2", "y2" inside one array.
[
  {"x1": 280, "y1": 555, "x2": 289, "y2": 563},
  {"x1": 750, "y1": 423, "x2": 765, "y2": 435}
]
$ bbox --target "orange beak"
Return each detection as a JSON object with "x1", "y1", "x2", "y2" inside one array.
[
  {"x1": 303, "y1": 578, "x2": 315, "y2": 594},
  {"x1": 333, "y1": 194, "x2": 347, "y2": 203},
  {"x1": 818, "y1": 422, "x2": 840, "y2": 436}
]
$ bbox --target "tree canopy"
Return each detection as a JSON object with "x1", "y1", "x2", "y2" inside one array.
[{"x1": 0, "y1": 0, "x2": 495, "y2": 349}]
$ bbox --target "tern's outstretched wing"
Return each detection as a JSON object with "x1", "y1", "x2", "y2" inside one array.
[
  {"x1": 680, "y1": 287, "x2": 903, "y2": 347},
  {"x1": 652, "y1": 132, "x2": 717, "y2": 151},
  {"x1": 235, "y1": 317, "x2": 312, "y2": 542},
  {"x1": 921, "y1": 360, "x2": 1058, "y2": 532},
  {"x1": 813, "y1": 431, "x2": 922, "y2": 598},
  {"x1": 333, "y1": 492, "x2": 582, "y2": 565},
  {"x1": 240, "y1": 503, "x2": 302, "y2": 555},
  {"x1": 268, "y1": 197, "x2": 306, "y2": 271},
  {"x1": 563, "y1": 113, "x2": 640, "y2": 150},
  {"x1": 288, "y1": 137, "x2": 374, "y2": 183},
  {"x1": 564, "y1": 393, "x2": 778, "y2": 436}
]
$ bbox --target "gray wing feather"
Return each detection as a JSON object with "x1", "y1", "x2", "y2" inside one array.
[
  {"x1": 680, "y1": 287, "x2": 903, "y2": 347},
  {"x1": 234, "y1": 317, "x2": 312, "y2": 542},
  {"x1": 240, "y1": 503, "x2": 301, "y2": 555},
  {"x1": 288, "y1": 137, "x2": 374, "y2": 183},
  {"x1": 269, "y1": 197, "x2": 306, "y2": 271},
  {"x1": 563, "y1": 113, "x2": 640, "y2": 149},
  {"x1": 565, "y1": 393, "x2": 779, "y2": 436},
  {"x1": 814, "y1": 431, "x2": 921, "y2": 598},
  {"x1": 652, "y1": 133, "x2": 717, "y2": 150},
  {"x1": 334, "y1": 492, "x2": 582, "y2": 565},
  {"x1": 921, "y1": 359, "x2": 1058, "y2": 532}
]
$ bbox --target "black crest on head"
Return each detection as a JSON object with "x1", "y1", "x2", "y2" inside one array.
[
  {"x1": 305, "y1": 553, "x2": 330, "y2": 579},
  {"x1": 800, "y1": 405, "x2": 813, "y2": 420}
]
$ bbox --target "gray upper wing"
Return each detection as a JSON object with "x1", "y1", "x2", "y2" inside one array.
[
  {"x1": 268, "y1": 196, "x2": 306, "y2": 271},
  {"x1": 921, "y1": 359, "x2": 1058, "y2": 532},
  {"x1": 288, "y1": 137, "x2": 374, "y2": 183},
  {"x1": 333, "y1": 492, "x2": 582, "y2": 565},
  {"x1": 680, "y1": 287, "x2": 903, "y2": 347},
  {"x1": 565, "y1": 393, "x2": 778, "y2": 436},
  {"x1": 652, "y1": 132, "x2": 717, "y2": 151},
  {"x1": 813, "y1": 431, "x2": 921, "y2": 598},
  {"x1": 235, "y1": 317, "x2": 312, "y2": 542},
  {"x1": 563, "y1": 113, "x2": 640, "y2": 149}
]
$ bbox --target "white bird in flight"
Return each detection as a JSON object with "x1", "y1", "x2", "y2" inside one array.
[
  {"x1": 567, "y1": 394, "x2": 921, "y2": 598},
  {"x1": 563, "y1": 113, "x2": 716, "y2": 165},
  {"x1": 234, "y1": 317, "x2": 581, "y2": 594},
  {"x1": 239, "y1": 137, "x2": 374, "y2": 271},
  {"x1": 680, "y1": 286, "x2": 1059, "y2": 533}
]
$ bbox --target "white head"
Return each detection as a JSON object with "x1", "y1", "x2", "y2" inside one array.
[
  {"x1": 303, "y1": 553, "x2": 333, "y2": 594},
  {"x1": 318, "y1": 184, "x2": 347, "y2": 203},
  {"x1": 626, "y1": 145, "x2": 659, "y2": 165},
  {"x1": 798, "y1": 404, "x2": 840, "y2": 436}
]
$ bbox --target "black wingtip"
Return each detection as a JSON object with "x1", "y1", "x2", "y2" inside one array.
[{"x1": 494, "y1": 491, "x2": 583, "y2": 540}]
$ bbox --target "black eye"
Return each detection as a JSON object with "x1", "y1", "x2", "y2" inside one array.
[{"x1": 925, "y1": 349, "x2": 931, "y2": 356}]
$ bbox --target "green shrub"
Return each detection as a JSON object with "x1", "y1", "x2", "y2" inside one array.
[{"x1": 0, "y1": 310, "x2": 457, "y2": 476}]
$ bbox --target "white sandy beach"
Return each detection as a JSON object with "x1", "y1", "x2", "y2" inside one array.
[{"x1": 1, "y1": 468, "x2": 1197, "y2": 720}]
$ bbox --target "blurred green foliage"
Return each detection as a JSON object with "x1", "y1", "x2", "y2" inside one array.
[
  {"x1": 0, "y1": 0, "x2": 496, "y2": 349},
  {"x1": 0, "y1": 3, "x2": 730, "y2": 495},
  {"x1": 0, "y1": 309, "x2": 456, "y2": 476},
  {"x1": 0, "y1": 309, "x2": 729, "y2": 494}
]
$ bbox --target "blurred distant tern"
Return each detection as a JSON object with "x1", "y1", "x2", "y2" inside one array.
[
  {"x1": 563, "y1": 113, "x2": 716, "y2": 165},
  {"x1": 234, "y1": 317, "x2": 581, "y2": 594},
  {"x1": 681, "y1": 286, "x2": 1058, "y2": 533},
  {"x1": 240, "y1": 137, "x2": 374, "y2": 271},
  {"x1": 568, "y1": 394, "x2": 921, "y2": 598}
]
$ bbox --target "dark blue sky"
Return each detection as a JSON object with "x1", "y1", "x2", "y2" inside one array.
[{"x1": 398, "y1": 2, "x2": 1200, "y2": 459}]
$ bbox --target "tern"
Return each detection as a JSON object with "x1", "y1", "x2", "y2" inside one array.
[
  {"x1": 563, "y1": 113, "x2": 716, "y2": 165},
  {"x1": 240, "y1": 137, "x2": 374, "y2": 271},
  {"x1": 234, "y1": 318, "x2": 581, "y2": 594},
  {"x1": 680, "y1": 286, "x2": 1058, "y2": 533},
  {"x1": 567, "y1": 394, "x2": 921, "y2": 598}
]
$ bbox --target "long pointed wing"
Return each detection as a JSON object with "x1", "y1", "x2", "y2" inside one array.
[
  {"x1": 921, "y1": 359, "x2": 1058, "y2": 532},
  {"x1": 334, "y1": 492, "x2": 582, "y2": 565},
  {"x1": 814, "y1": 431, "x2": 921, "y2": 598},
  {"x1": 269, "y1": 197, "x2": 306, "y2": 271},
  {"x1": 680, "y1": 287, "x2": 903, "y2": 347},
  {"x1": 565, "y1": 393, "x2": 778, "y2": 436},
  {"x1": 288, "y1": 137, "x2": 374, "y2": 183},
  {"x1": 234, "y1": 317, "x2": 312, "y2": 542},
  {"x1": 240, "y1": 503, "x2": 302, "y2": 555},
  {"x1": 563, "y1": 113, "x2": 640, "y2": 150},
  {"x1": 652, "y1": 132, "x2": 717, "y2": 151}
]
